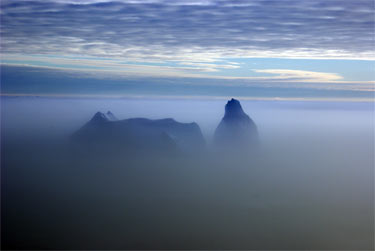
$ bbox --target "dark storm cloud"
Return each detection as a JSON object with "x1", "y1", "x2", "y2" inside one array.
[{"x1": 1, "y1": 0, "x2": 374, "y2": 60}]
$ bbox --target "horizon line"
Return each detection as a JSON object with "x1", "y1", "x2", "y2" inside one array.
[{"x1": 1, "y1": 93, "x2": 374, "y2": 103}]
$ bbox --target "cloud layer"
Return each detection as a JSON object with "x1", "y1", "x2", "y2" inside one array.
[
  {"x1": 2, "y1": 53, "x2": 369, "y2": 84},
  {"x1": 1, "y1": 0, "x2": 374, "y2": 99},
  {"x1": 1, "y1": 0, "x2": 374, "y2": 61}
]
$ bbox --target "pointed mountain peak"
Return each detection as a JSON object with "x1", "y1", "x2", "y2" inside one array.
[
  {"x1": 90, "y1": 111, "x2": 109, "y2": 124},
  {"x1": 214, "y1": 98, "x2": 259, "y2": 148},
  {"x1": 106, "y1": 111, "x2": 118, "y2": 121},
  {"x1": 89, "y1": 111, "x2": 118, "y2": 124},
  {"x1": 224, "y1": 98, "x2": 246, "y2": 118}
]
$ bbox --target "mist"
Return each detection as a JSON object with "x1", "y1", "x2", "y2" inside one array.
[{"x1": 1, "y1": 96, "x2": 374, "y2": 250}]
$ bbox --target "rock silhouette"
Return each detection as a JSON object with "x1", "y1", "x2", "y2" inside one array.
[
  {"x1": 72, "y1": 112, "x2": 205, "y2": 155},
  {"x1": 72, "y1": 99, "x2": 257, "y2": 156},
  {"x1": 214, "y1": 98, "x2": 259, "y2": 148}
]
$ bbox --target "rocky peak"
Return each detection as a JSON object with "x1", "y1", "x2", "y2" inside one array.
[
  {"x1": 214, "y1": 98, "x2": 259, "y2": 148},
  {"x1": 90, "y1": 112, "x2": 109, "y2": 124},
  {"x1": 224, "y1": 98, "x2": 247, "y2": 119}
]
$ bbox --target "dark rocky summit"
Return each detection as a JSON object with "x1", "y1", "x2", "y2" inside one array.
[
  {"x1": 72, "y1": 112, "x2": 205, "y2": 155},
  {"x1": 214, "y1": 98, "x2": 259, "y2": 148}
]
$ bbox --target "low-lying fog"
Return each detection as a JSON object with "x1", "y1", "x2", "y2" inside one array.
[{"x1": 1, "y1": 96, "x2": 374, "y2": 250}]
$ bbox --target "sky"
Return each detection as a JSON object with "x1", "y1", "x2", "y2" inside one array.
[{"x1": 0, "y1": 0, "x2": 374, "y2": 101}]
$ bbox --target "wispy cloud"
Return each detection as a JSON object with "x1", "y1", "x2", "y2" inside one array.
[
  {"x1": 2, "y1": 54, "x2": 374, "y2": 86},
  {"x1": 2, "y1": 60, "x2": 374, "y2": 95},
  {"x1": 1, "y1": 0, "x2": 374, "y2": 100},
  {"x1": 1, "y1": 0, "x2": 374, "y2": 61},
  {"x1": 253, "y1": 69, "x2": 343, "y2": 82}
]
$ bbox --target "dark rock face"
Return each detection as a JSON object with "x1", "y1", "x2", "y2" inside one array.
[
  {"x1": 72, "y1": 111, "x2": 205, "y2": 155},
  {"x1": 214, "y1": 98, "x2": 259, "y2": 148}
]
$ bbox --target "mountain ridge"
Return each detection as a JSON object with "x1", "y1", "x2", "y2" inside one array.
[{"x1": 73, "y1": 111, "x2": 205, "y2": 155}]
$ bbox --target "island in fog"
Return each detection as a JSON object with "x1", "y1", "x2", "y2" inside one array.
[{"x1": 72, "y1": 98, "x2": 259, "y2": 156}]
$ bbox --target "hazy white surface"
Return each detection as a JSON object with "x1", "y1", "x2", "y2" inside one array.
[
  {"x1": 2, "y1": 97, "x2": 374, "y2": 140},
  {"x1": 1, "y1": 96, "x2": 374, "y2": 249}
]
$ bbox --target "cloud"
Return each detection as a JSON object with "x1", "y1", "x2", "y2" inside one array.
[
  {"x1": 0, "y1": 54, "x2": 334, "y2": 80},
  {"x1": 1, "y1": 0, "x2": 374, "y2": 61},
  {"x1": 253, "y1": 69, "x2": 343, "y2": 82},
  {"x1": 4, "y1": 54, "x2": 374, "y2": 86},
  {"x1": 2, "y1": 57, "x2": 374, "y2": 94},
  {"x1": 1, "y1": 63, "x2": 374, "y2": 106},
  {"x1": 1, "y1": 0, "x2": 374, "y2": 98}
]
